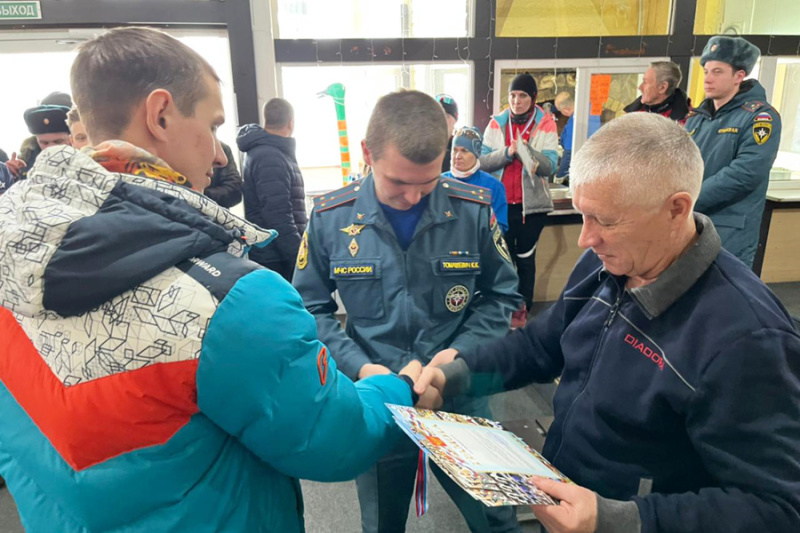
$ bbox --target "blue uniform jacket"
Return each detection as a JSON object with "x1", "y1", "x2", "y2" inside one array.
[
  {"x1": 443, "y1": 169, "x2": 509, "y2": 233},
  {"x1": 0, "y1": 146, "x2": 411, "y2": 533},
  {"x1": 457, "y1": 215, "x2": 800, "y2": 532},
  {"x1": 293, "y1": 175, "x2": 520, "y2": 380},
  {"x1": 685, "y1": 80, "x2": 781, "y2": 266}
]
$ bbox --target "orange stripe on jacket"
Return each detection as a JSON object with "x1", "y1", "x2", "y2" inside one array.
[{"x1": 0, "y1": 307, "x2": 199, "y2": 471}]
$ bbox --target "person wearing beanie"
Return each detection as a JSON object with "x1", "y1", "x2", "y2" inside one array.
[
  {"x1": 5, "y1": 92, "x2": 74, "y2": 181},
  {"x1": 686, "y1": 36, "x2": 781, "y2": 267},
  {"x1": 436, "y1": 93, "x2": 458, "y2": 172},
  {"x1": 480, "y1": 73, "x2": 558, "y2": 327},
  {"x1": 444, "y1": 127, "x2": 509, "y2": 233}
]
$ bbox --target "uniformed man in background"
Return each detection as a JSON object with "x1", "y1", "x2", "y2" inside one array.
[
  {"x1": 686, "y1": 36, "x2": 782, "y2": 267},
  {"x1": 293, "y1": 90, "x2": 521, "y2": 533}
]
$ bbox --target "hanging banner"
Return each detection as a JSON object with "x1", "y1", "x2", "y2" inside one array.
[{"x1": 0, "y1": 2, "x2": 41, "y2": 20}]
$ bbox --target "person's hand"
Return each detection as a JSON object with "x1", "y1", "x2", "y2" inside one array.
[
  {"x1": 398, "y1": 360, "x2": 422, "y2": 381},
  {"x1": 358, "y1": 363, "x2": 392, "y2": 380},
  {"x1": 414, "y1": 366, "x2": 445, "y2": 409},
  {"x1": 5, "y1": 152, "x2": 26, "y2": 177},
  {"x1": 507, "y1": 143, "x2": 518, "y2": 159},
  {"x1": 531, "y1": 477, "x2": 598, "y2": 533},
  {"x1": 429, "y1": 348, "x2": 459, "y2": 367}
]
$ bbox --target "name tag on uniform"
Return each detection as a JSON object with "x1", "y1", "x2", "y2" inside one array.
[
  {"x1": 438, "y1": 259, "x2": 481, "y2": 273},
  {"x1": 331, "y1": 262, "x2": 378, "y2": 278},
  {"x1": 717, "y1": 127, "x2": 739, "y2": 134}
]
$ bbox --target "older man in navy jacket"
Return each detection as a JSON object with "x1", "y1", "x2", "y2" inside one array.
[{"x1": 418, "y1": 113, "x2": 800, "y2": 533}]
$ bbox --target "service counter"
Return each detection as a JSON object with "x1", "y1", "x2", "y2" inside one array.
[{"x1": 754, "y1": 180, "x2": 800, "y2": 283}]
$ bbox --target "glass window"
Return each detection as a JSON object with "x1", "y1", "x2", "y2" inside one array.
[
  {"x1": 497, "y1": 68, "x2": 577, "y2": 110},
  {"x1": 281, "y1": 63, "x2": 472, "y2": 192},
  {"x1": 276, "y1": 0, "x2": 471, "y2": 39},
  {"x1": 495, "y1": 0, "x2": 672, "y2": 37},
  {"x1": 0, "y1": 30, "x2": 239, "y2": 176},
  {"x1": 695, "y1": 0, "x2": 800, "y2": 35},
  {"x1": 586, "y1": 72, "x2": 642, "y2": 137},
  {"x1": 771, "y1": 58, "x2": 800, "y2": 178}
]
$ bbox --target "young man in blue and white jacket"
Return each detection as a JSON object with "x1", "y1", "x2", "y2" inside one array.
[
  {"x1": 418, "y1": 113, "x2": 800, "y2": 533},
  {"x1": 0, "y1": 27, "x2": 422, "y2": 533}
]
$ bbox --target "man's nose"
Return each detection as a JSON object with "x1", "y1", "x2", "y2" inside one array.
[
  {"x1": 578, "y1": 221, "x2": 599, "y2": 249},
  {"x1": 213, "y1": 140, "x2": 228, "y2": 168},
  {"x1": 404, "y1": 189, "x2": 423, "y2": 206}
]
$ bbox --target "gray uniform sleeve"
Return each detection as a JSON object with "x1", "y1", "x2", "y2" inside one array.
[{"x1": 292, "y1": 211, "x2": 373, "y2": 380}]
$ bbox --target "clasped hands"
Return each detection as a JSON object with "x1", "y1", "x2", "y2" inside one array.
[
  {"x1": 356, "y1": 348, "x2": 459, "y2": 410},
  {"x1": 363, "y1": 350, "x2": 600, "y2": 533}
]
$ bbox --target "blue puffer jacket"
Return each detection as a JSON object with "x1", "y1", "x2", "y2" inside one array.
[{"x1": 0, "y1": 145, "x2": 411, "y2": 533}]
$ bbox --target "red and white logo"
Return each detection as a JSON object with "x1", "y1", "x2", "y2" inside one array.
[{"x1": 624, "y1": 333, "x2": 664, "y2": 371}]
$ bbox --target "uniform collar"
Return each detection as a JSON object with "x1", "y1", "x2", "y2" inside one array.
[
  {"x1": 628, "y1": 213, "x2": 722, "y2": 319},
  {"x1": 350, "y1": 175, "x2": 459, "y2": 229},
  {"x1": 693, "y1": 79, "x2": 760, "y2": 118}
]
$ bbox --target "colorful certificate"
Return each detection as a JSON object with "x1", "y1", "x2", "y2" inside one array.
[{"x1": 387, "y1": 404, "x2": 571, "y2": 507}]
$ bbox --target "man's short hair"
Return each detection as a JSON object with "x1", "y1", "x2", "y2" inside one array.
[
  {"x1": 70, "y1": 27, "x2": 219, "y2": 142},
  {"x1": 263, "y1": 98, "x2": 294, "y2": 129},
  {"x1": 554, "y1": 91, "x2": 574, "y2": 110},
  {"x1": 66, "y1": 106, "x2": 81, "y2": 127},
  {"x1": 366, "y1": 90, "x2": 448, "y2": 164},
  {"x1": 570, "y1": 113, "x2": 703, "y2": 208},
  {"x1": 650, "y1": 61, "x2": 682, "y2": 95}
]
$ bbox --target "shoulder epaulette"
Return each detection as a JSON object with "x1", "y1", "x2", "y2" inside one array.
[
  {"x1": 440, "y1": 178, "x2": 491, "y2": 205},
  {"x1": 313, "y1": 181, "x2": 361, "y2": 212},
  {"x1": 741, "y1": 100, "x2": 766, "y2": 113}
]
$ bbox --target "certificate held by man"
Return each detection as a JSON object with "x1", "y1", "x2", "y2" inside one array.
[{"x1": 387, "y1": 405, "x2": 571, "y2": 507}]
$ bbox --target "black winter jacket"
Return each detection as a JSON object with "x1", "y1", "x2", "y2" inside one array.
[
  {"x1": 205, "y1": 142, "x2": 243, "y2": 208},
  {"x1": 237, "y1": 125, "x2": 307, "y2": 267}
]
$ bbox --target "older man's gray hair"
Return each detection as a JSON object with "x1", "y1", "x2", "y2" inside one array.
[
  {"x1": 570, "y1": 113, "x2": 703, "y2": 208},
  {"x1": 650, "y1": 61, "x2": 682, "y2": 96}
]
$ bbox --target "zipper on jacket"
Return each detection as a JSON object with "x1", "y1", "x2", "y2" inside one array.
[{"x1": 549, "y1": 278, "x2": 624, "y2": 465}]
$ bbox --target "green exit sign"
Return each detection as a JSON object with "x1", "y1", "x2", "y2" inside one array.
[{"x1": 0, "y1": 1, "x2": 41, "y2": 20}]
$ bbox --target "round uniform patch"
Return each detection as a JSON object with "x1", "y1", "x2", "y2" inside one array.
[
  {"x1": 297, "y1": 231, "x2": 309, "y2": 270},
  {"x1": 445, "y1": 285, "x2": 470, "y2": 313}
]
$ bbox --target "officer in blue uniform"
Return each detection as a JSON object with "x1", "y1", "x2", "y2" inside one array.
[
  {"x1": 293, "y1": 91, "x2": 521, "y2": 533},
  {"x1": 686, "y1": 36, "x2": 782, "y2": 267}
]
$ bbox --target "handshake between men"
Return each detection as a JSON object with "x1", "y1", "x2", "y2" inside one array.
[{"x1": 407, "y1": 348, "x2": 601, "y2": 533}]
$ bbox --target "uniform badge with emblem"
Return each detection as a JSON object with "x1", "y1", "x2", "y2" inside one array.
[
  {"x1": 340, "y1": 224, "x2": 366, "y2": 236},
  {"x1": 493, "y1": 227, "x2": 512, "y2": 263},
  {"x1": 349, "y1": 238, "x2": 359, "y2": 257},
  {"x1": 297, "y1": 231, "x2": 309, "y2": 270},
  {"x1": 445, "y1": 285, "x2": 470, "y2": 312},
  {"x1": 753, "y1": 120, "x2": 772, "y2": 145}
]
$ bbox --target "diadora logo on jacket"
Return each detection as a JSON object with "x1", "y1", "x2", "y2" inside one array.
[{"x1": 624, "y1": 333, "x2": 664, "y2": 371}]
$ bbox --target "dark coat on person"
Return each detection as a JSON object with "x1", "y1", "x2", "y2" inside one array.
[
  {"x1": 205, "y1": 142, "x2": 243, "y2": 208},
  {"x1": 237, "y1": 124, "x2": 307, "y2": 275}
]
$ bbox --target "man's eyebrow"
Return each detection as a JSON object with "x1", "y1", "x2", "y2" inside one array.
[{"x1": 388, "y1": 175, "x2": 440, "y2": 186}]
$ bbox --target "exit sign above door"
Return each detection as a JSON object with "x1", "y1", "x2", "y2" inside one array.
[{"x1": 0, "y1": 1, "x2": 41, "y2": 20}]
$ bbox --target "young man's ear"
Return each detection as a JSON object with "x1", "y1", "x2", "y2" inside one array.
[
  {"x1": 144, "y1": 89, "x2": 173, "y2": 142},
  {"x1": 361, "y1": 139, "x2": 373, "y2": 166}
]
